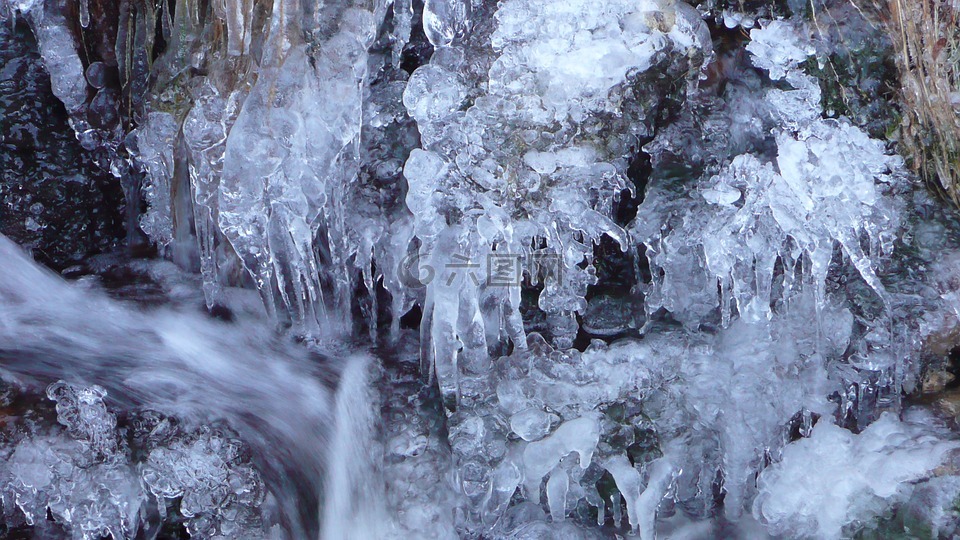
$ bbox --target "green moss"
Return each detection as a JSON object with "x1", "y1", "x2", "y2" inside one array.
[
  {"x1": 801, "y1": 45, "x2": 900, "y2": 140},
  {"x1": 693, "y1": 0, "x2": 795, "y2": 18},
  {"x1": 148, "y1": 71, "x2": 194, "y2": 121},
  {"x1": 854, "y1": 507, "x2": 936, "y2": 540}
]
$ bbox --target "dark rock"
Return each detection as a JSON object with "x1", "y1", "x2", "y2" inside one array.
[{"x1": 0, "y1": 20, "x2": 124, "y2": 270}]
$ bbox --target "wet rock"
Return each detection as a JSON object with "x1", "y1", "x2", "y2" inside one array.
[{"x1": 0, "y1": 20, "x2": 124, "y2": 270}]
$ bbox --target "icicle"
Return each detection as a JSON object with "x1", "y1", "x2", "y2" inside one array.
[
  {"x1": 183, "y1": 81, "x2": 236, "y2": 309},
  {"x1": 161, "y1": 0, "x2": 173, "y2": 44},
  {"x1": 546, "y1": 466, "x2": 569, "y2": 522},
  {"x1": 391, "y1": 0, "x2": 412, "y2": 66},
  {"x1": 134, "y1": 112, "x2": 179, "y2": 248},
  {"x1": 422, "y1": 0, "x2": 469, "y2": 47},
  {"x1": 635, "y1": 458, "x2": 677, "y2": 540},
  {"x1": 171, "y1": 131, "x2": 199, "y2": 272},
  {"x1": 522, "y1": 414, "x2": 600, "y2": 501},
  {"x1": 225, "y1": 0, "x2": 253, "y2": 56},
  {"x1": 611, "y1": 491, "x2": 622, "y2": 529},
  {"x1": 603, "y1": 455, "x2": 642, "y2": 532},
  {"x1": 801, "y1": 409, "x2": 814, "y2": 438},
  {"x1": 584, "y1": 486, "x2": 606, "y2": 527},
  {"x1": 481, "y1": 457, "x2": 521, "y2": 526},
  {"x1": 423, "y1": 237, "x2": 464, "y2": 405},
  {"x1": 79, "y1": 0, "x2": 89, "y2": 27},
  {"x1": 720, "y1": 277, "x2": 732, "y2": 327}
]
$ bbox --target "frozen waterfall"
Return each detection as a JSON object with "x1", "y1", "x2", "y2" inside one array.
[{"x1": 3, "y1": 0, "x2": 960, "y2": 538}]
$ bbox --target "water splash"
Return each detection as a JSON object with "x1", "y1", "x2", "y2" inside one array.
[{"x1": 321, "y1": 354, "x2": 392, "y2": 539}]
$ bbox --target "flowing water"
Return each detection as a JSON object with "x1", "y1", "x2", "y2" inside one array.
[
  {"x1": 0, "y1": 235, "x2": 453, "y2": 539},
  {"x1": 0, "y1": 235, "x2": 334, "y2": 538}
]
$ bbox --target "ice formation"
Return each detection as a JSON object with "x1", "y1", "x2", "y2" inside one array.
[
  {"x1": 0, "y1": 380, "x2": 272, "y2": 540},
  {"x1": 140, "y1": 425, "x2": 267, "y2": 538},
  {"x1": 6, "y1": 0, "x2": 960, "y2": 539},
  {"x1": 635, "y1": 19, "x2": 903, "y2": 329},
  {"x1": 403, "y1": 0, "x2": 710, "y2": 401},
  {"x1": 754, "y1": 411, "x2": 960, "y2": 538},
  {"x1": 0, "y1": 382, "x2": 140, "y2": 540}
]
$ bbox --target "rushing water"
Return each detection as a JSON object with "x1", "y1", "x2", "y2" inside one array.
[
  {"x1": 0, "y1": 235, "x2": 335, "y2": 537},
  {"x1": 321, "y1": 355, "x2": 390, "y2": 540},
  {"x1": 0, "y1": 234, "x2": 456, "y2": 539}
]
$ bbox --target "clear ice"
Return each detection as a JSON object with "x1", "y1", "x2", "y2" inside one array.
[{"x1": 5, "y1": 0, "x2": 960, "y2": 539}]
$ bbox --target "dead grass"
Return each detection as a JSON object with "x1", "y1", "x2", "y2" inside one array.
[{"x1": 876, "y1": 0, "x2": 960, "y2": 205}]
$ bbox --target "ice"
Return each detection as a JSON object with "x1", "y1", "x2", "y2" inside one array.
[
  {"x1": 444, "y1": 313, "x2": 837, "y2": 531},
  {"x1": 753, "y1": 411, "x2": 960, "y2": 538},
  {"x1": 723, "y1": 8, "x2": 758, "y2": 28},
  {"x1": 225, "y1": 0, "x2": 254, "y2": 57},
  {"x1": 374, "y1": 337, "x2": 463, "y2": 538},
  {"x1": 181, "y1": 80, "x2": 238, "y2": 308},
  {"x1": 355, "y1": 76, "x2": 421, "y2": 340},
  {"x1": 133, "y1": 112, "x2": 179, "y2": 248},
  {"x1": 634, "y1": 458, "x2": 677, "y2": 540},
  {"x1": 15, "y1": 2, "x2": 86, "y2": 116},
  {"x1": 545, "y1": 465, "x2": 569, "y2": 522},
  {"x1": 422, "y1": 0, "x2": 470, "y2": 47},
  {"x1": 602, "y1": 454, "x2": 677, "y2": 538},
  {"x1": 601, "y1": 455, "x2": 644, "y2": 532},
  {"x1": 471, "y1": 298, "x2": 841, "y2": 528},
  {"x1": 78, "y1": 0, "x2": 88, "y2": 27},
  {"x1": 47, "y1": 382, "x2": 119, "y2": 458},
  {"x1": 404, "y1": 0, "x2": 710, "y2": 403},
  {"x1": 894, "y1": 475, "x2": 960, "y2": 538},
  {"x1": 10, "y1": 1, "x2": 960, "y2": 539},
  {"x1": 745, "y1": 20, "x2": 815, "y2": 81},
  {"x1": 0, "y1": 375, "x2": 274, "y2": 540},
  {"x1": 217, "y1": 2, "x2": 387, "y2": 335},
  {"x1": 634, "y1": 320, "x2": 834, "y2": 522},
  {"x1": 1, "y1": 435, "x2": 143, "y2": 540},
  {"x1": 0, "y1": 382, "x2": 140, "y2": 540},
  {"x1": 634, "y1": 19, "x2": 905, "y2": 330},
  {"x1": 9, "y1": 0, "x2": 410, "y2": 339},
  {"x1": 522, "y1": 413, "x2": 600, "y2": 501},
  {"x1": 390, "y1": 0, "x2": 413, "y2": 65},
  {"x1": 141, "y1": 427, "x2": 267, "y2": 538},
  {"x1": 510, "y1": 408, "x2": 556, "y2": 442}
]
